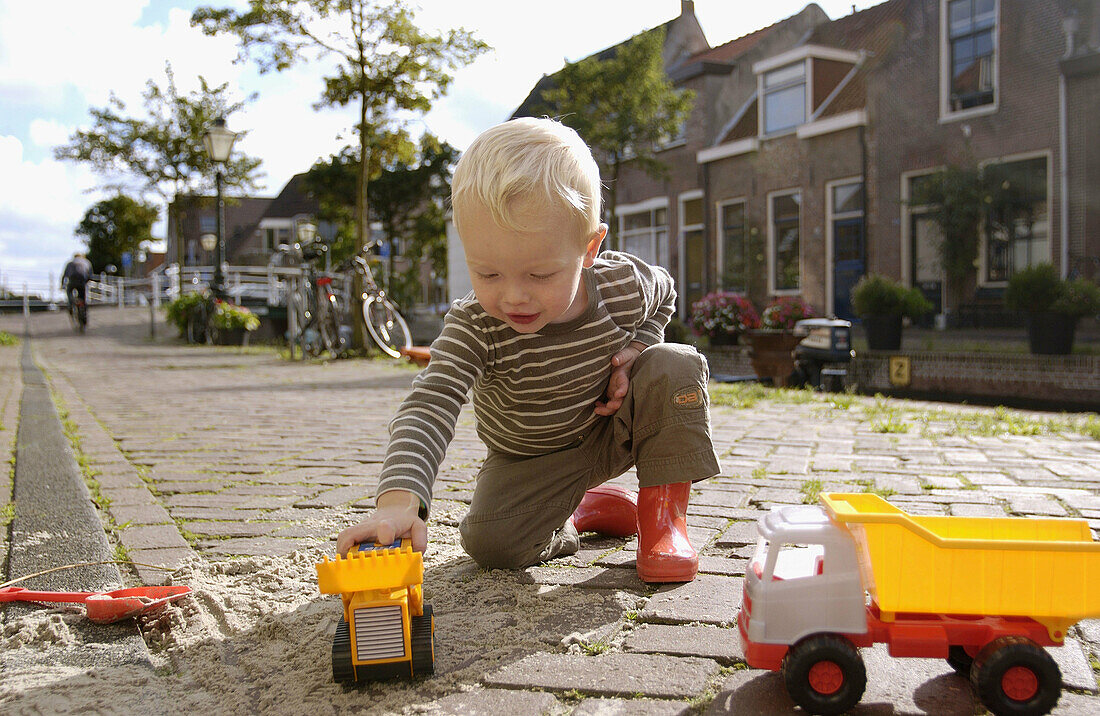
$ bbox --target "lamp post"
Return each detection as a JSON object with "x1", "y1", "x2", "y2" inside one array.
[{"x1": 202, "y1": 117, "x2": 239, "y2": 297}]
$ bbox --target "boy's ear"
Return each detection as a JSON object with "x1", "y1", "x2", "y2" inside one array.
[{"x1": 583, "y1": 223, "x2": 608, "y2": 267}]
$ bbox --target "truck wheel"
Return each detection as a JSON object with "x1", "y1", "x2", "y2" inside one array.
[
  {"x1": 947, "y1": 645, "x2": 975, "y2": 675},
  {"x1": 971, "y1": 636, "x2": 1060, "y2": 716},
  {"x1": 332, "y1": 619, "x2": 356, "y2": 684},
  {"x1": 410, "y1": 603, "x2": 435, "y2": 677},
  {"x1": 782, "y1": 634, "x2": 866, "y2": 715}
]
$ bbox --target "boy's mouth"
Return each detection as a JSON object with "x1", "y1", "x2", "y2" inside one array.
[{"x1": 507, "y1": 313, "x2": 539, "y2": 325}]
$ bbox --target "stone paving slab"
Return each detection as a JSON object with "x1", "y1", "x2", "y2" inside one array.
[
  {"x1": 483, "y1": 652, "x2": 720, "y2": 699},
  {"x1": 414, "y1": 688, "x2": 560, "y2": 714},
  {"x1": 623, "y1": 623, "x2": 742, "y2": 663},
  {"x1": 640, "y1": 575, "x2": 743, "y2": 625}
]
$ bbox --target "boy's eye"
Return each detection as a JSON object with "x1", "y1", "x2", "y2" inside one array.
[
  {"x1": 531, "y1": 273, "x2": 555, "y2": 280},
  {"x1": 476, "y1": 272, "x2": 498, "y2": 280}
]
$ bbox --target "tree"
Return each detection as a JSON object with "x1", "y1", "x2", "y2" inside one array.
[
  {"x1": 305, "y1": 133, "x2": 457, "y2": 309},
  {"x1": 192, "y1": 0, "x2": 487, "y2": 249},
  {"x1": 75, "y1": 195, "x2": 160, "y2": 275},
  {"x1": 528, "y1": 27, "x2": 695, "y2": 250},
  {"x1": 55, "y1": 64, "x2": 263, "y2": 268}
]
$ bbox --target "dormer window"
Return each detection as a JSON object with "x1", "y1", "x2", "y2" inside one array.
[{"x1": 763, "y1": 62, "x2": 807, "y2": 135}]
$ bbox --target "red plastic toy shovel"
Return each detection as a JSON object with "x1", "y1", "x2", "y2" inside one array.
[{"x1": 0, "y1": 585, "x2": 191, "y2": 624}]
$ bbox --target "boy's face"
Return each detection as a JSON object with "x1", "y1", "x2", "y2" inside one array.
[{"x1": 460, "y1": 201, "x2": 605, "y2": 334}]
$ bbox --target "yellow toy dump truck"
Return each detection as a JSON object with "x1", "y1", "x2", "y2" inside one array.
[
  {"x1": 739, "y1": 492, "x2": 1100, "y2": 716},
  {"x1": 316, "y1": 539, "x2": 434, "y2": 683}
]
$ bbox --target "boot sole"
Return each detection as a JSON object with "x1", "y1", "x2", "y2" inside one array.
[{"x1": 636, "y1": 562, "x2": 698, "y2": 583}]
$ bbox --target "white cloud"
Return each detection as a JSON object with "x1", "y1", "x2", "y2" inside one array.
[{"x1": 28, "y1": 119, "x2": 72, "y2": 147}]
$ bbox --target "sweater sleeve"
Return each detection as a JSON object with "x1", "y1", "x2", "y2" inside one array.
[
  {"x1": 617, "y1": 253, "x2": 676, "y2": 346},
  {"x1": 374, "y1": 303, "x2": 487, "y2": 515}
]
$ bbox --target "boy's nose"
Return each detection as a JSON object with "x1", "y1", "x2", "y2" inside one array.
[{"x1": 501, "y1": 282, "x2": 529, "y2": 308}]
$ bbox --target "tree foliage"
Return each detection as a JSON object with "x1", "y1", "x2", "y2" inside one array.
[
  {"x1": 192, "y1": 0, "x2": 487, "y2": 247},
  {"x1": 305, "y1": 133, "x2": 456, "y2": 308},
  {"x1": 528, "y1": 27, "x2": 695, "y2": 249},
  {"x1": 54, "y1": 64, "x2": 263, "y2": 265},
  {"x1": 75, "y1": 195, "x2": 160, "y2": 274}
]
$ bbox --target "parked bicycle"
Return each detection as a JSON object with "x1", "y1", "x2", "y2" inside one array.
[
  {"x1": 344, "y1": 242, "x2": 412, "y2": 358},
  {"x1": 276, "y1": 242, "x2": 348, "y2": 359}
]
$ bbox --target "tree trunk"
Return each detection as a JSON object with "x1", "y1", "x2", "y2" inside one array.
[{"x1": 606, "y1": 160, "x2": 620, "y2": 253}]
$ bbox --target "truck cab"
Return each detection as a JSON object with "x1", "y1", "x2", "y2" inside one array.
[{"x1": 741, "y1": 505, "x2": 866, "y2": 663}]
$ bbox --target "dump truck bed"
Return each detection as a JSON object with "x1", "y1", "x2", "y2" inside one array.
[{"x1": 821, "y1": 492, "x2": 1100, "y2": 639}]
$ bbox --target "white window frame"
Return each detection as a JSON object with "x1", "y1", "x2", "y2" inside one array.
[
  {"x1": 767, "y1": 188, "x2": 802, "y2": 295},
  {"x1": 758, "y1": 60, "x2": 809, "y2": 137},
  {"x1": 616, "y1": 197, "x2": 670, "y2": 270},
  {"x1": 939, "y1": 0, "x2": 1000, "y2": 123},
  {"x1": 976, "y1": 150, "x2": 1053, "y2": 287},
  {"x1": 716, "y1": 197, "x2": 749, "y2": 293},
  {"x1": 825, "y1": 176, "x2": 864, "y2": 317},
  {"x1": 678, "y1": 190, "x2": 705, "y2": 317}
]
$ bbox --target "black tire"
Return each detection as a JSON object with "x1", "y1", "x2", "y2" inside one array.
[
  {"x1": 319, "y1": 297, "x2": 342, "y2": 357},
  {"x1": 363, "y1": 297, "x2": 411, "y2": 358},
  {"x1": 410, "y1": 603, "x2": 435, "y2": 677},
  {"x1": 331, "y1": 619, "x2": 355, "y2": 685},
  {"x1": 186, "y1": 306, "x2": 206, "y2": 344},
  {"x1": 947, "y1": 645, "x2": 975, "y2": 675},
  {"x1": 971, "y1": 636, "x2": 1060, "y2": 716},
  {"x1": 782, "y1": 634, "x2": 866, "y2": 716}
]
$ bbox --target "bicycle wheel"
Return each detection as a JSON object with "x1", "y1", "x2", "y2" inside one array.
[
  {"x1": 186, "y1": 302, "x2": 207, "y2": 344},
  {"x1": 77, "y1": 301, "x2": 87, "y2": 333},
  {"x1": 362, "y1": 297, "x2": 411, "y2": 358}
]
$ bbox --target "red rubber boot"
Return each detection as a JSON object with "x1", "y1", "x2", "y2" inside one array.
[
  {"x1": 636, "y1": 482, "x2": 698, "y2": 583},
  {"x1": 569, "y1": 484, "x2": 638, "y2": 537}
]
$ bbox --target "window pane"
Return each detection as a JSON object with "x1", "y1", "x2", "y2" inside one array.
[
  {"x1": 974, "y1": 0, "x2": 995, "y2": 29},
  {"x1": 949, "y1": 0, "x2": 972, "y2": 37},
  {"x1": 656, "y1": 228, "x2": 668, "y2": 269},
  {"x1": 764, "y1": 84, "x2": 805, "y2": 134},
  {"x1": 984, "y1": 157, "x2": 1048, "y2": 280},
  {"x1": 623, "y1": 233, "x2": 654, "y2": 265},
  {"x1": 832, "y1": 182, "x2": 863, "y2": 215},
  {"x1": 722, "y1": 203, "x2": 747, "y2": 290},
  {"x1": 683, "y1": 198, "x2": 703, "y2": 226},
  {"x1": 772, "y1": 193, "x2": 800, "y2": 291},
  {"x1": 765, "y1": 62, "x2": 805, "y2": 88},
  {"x1": 200, "y1": 215, "x2": 216, "y2": 233},
  {"x1": 624, "y1": 211, "x2": 652, "y2": 232},
  {"x1": 655, "y1": 208, "x2": 668, "y2": 227}
]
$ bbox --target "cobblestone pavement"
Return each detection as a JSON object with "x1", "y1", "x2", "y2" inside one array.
[{"x1": 4, "y1": 308, "x2": 1100, "y2": 714}]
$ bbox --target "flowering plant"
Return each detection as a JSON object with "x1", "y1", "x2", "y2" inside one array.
[
  {"x1": 211, "y1": 300, "x2": 260, "y2": 331},
  {"x1": 760, "y1": 296, "x2": 815, "y2": 330},
  {"x1": 689, "y1": 291, "x2": 760, "y2": 339}
]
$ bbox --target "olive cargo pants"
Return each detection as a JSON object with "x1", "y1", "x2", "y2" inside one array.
[{"x1": 459, "y1": 343, "x2": 720, "y2": 569}]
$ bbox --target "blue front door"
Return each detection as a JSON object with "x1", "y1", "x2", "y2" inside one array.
[{"x1": 833, "y1": 217, "x2": 864, "y2": 321}]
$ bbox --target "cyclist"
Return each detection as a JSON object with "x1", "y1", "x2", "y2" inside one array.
[{"x1": 61, "y1": 251, "x2": 92, "y2": 321}]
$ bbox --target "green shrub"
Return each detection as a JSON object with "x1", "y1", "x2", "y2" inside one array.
[
  {"x1": 851, "y1": 274, "x2": 933, "y2": 319},
  {"x1": 1006, "y1": 264, "x2": 1100, "y2": 317}
]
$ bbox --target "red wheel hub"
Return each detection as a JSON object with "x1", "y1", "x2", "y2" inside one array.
[
  {"x1": 1002, "y1": 665, "x2": 1039, "y2": 702},
  {"x1": 808, "y1": 660, "x2": 844, "y2": 695}
]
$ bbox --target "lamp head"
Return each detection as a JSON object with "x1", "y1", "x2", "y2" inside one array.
[{"x1": 203, "y1": 117, "x2": 238, "y2": 163}]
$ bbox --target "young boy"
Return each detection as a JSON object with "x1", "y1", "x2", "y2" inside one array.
[{"x1": 337, "y1": 117, "x2": 719, "y2": 582}]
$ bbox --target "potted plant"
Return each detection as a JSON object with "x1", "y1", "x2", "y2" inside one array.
[
  {"x1": 1005, "y1": 264, "x2": 1100, "y2": 355},
  {"x1": 851, "y1": 274, "x2": 933, "y2": 351},
  {"x1": 746, "y1": 297, "x2": 816, "y2": 387},
  {"x1": 210, "y1": 300, "x2": 261, "y2": 345},
  {"x1": 164, "y1": 291, "x2": 210, "y2": 339},
  {"x1": 689, "y1": 291, "x2": 760, "y2": 345}
]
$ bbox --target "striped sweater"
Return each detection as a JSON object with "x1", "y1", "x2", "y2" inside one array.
[{"x1": 375, "y1": 251, "x2": 677, "y2": 513}]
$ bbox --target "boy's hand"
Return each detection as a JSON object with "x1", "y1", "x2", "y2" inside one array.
[
  {"x1": 594, "y1": 342, "x2": 646, "y2": 416},
  {"x1": 336, "y1": 489, "x2": 428, "y2": 556}
]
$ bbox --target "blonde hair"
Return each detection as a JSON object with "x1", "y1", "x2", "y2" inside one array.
[{"x1": 452, "y1": 117, "x2": 602, "y2": 242}]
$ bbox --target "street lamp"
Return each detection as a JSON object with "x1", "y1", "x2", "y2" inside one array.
[{"x1": 202, "y1": 117, "x2": 239, "y2": 297}]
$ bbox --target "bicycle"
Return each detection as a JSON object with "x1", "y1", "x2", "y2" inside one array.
[
  {"x1": 66, "y1": 285, "x2": 88, "y2": 333},
  {"x1": 277, "y1": 242, "x2": 347, "y2": 359},
  {"x1": 344, "y1": 242, "x2": 412, "y2": 358}
]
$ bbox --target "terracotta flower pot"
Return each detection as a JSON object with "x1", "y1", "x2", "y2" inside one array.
[{"x1": 745, "y1": 330, "x2": 804, "y2": 387}]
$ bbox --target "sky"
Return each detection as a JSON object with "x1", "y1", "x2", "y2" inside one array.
[{"x1": 0, "y1": 0, "x2": 881, "y2": 296}]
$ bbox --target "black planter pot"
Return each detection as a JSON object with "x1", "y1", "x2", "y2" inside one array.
[
  {"x1": 862, "y1": 314, "x2": 903, "y2": 351},
  {"x1": 1027, "y1": 312, "x2": 1077, "y2": 355}
]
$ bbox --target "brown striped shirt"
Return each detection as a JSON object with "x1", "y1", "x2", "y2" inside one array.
[{"x1": 376, "y1": 251, "x2": 676, "y2": 513}]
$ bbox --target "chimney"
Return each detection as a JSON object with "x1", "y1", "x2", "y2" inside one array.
[{"x1": 681, "y1": 0, "x2": 695, "y2": 17}]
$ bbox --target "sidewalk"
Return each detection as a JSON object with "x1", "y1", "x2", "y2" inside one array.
[{"x1": 1, "y1": 307, "x2": 1099, "y2": 714}]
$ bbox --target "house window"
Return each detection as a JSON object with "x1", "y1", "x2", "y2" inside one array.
[
  {"x1": 984, "y1": 156, "x2": 1048, "y2": 283},
  {"x1": 619, "y1": 206, "x2": 669, "y2": 268},
  {"x1": 681, "y1": 195, "x2": 705, "y2": 313},
  {"x1": 763, "y1": 62, "x2": 806, "y2": 134},
  {"x1": 770, "y1": 192, "x2": 801, "y2": 292},
  {"x1": 719, "y1": 200, "x2": 748, "y2": 292},
  {"x1": 948, "y1": 0, "x2": 996, "y2": 111},
  {"x1": 264, "y1": 228, "x2": 276, "y2": 252},
  {"x1": 199, "y1": 215, "x2": 216, "y2": 234}
]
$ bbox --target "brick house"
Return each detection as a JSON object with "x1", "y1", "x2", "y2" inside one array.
[
  {"x1": 509, "y1": 0, "x2": 1100, "y2": 325},
  {"x1": 165, "y1": 194, "x2": 273, "y2": 269}
]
